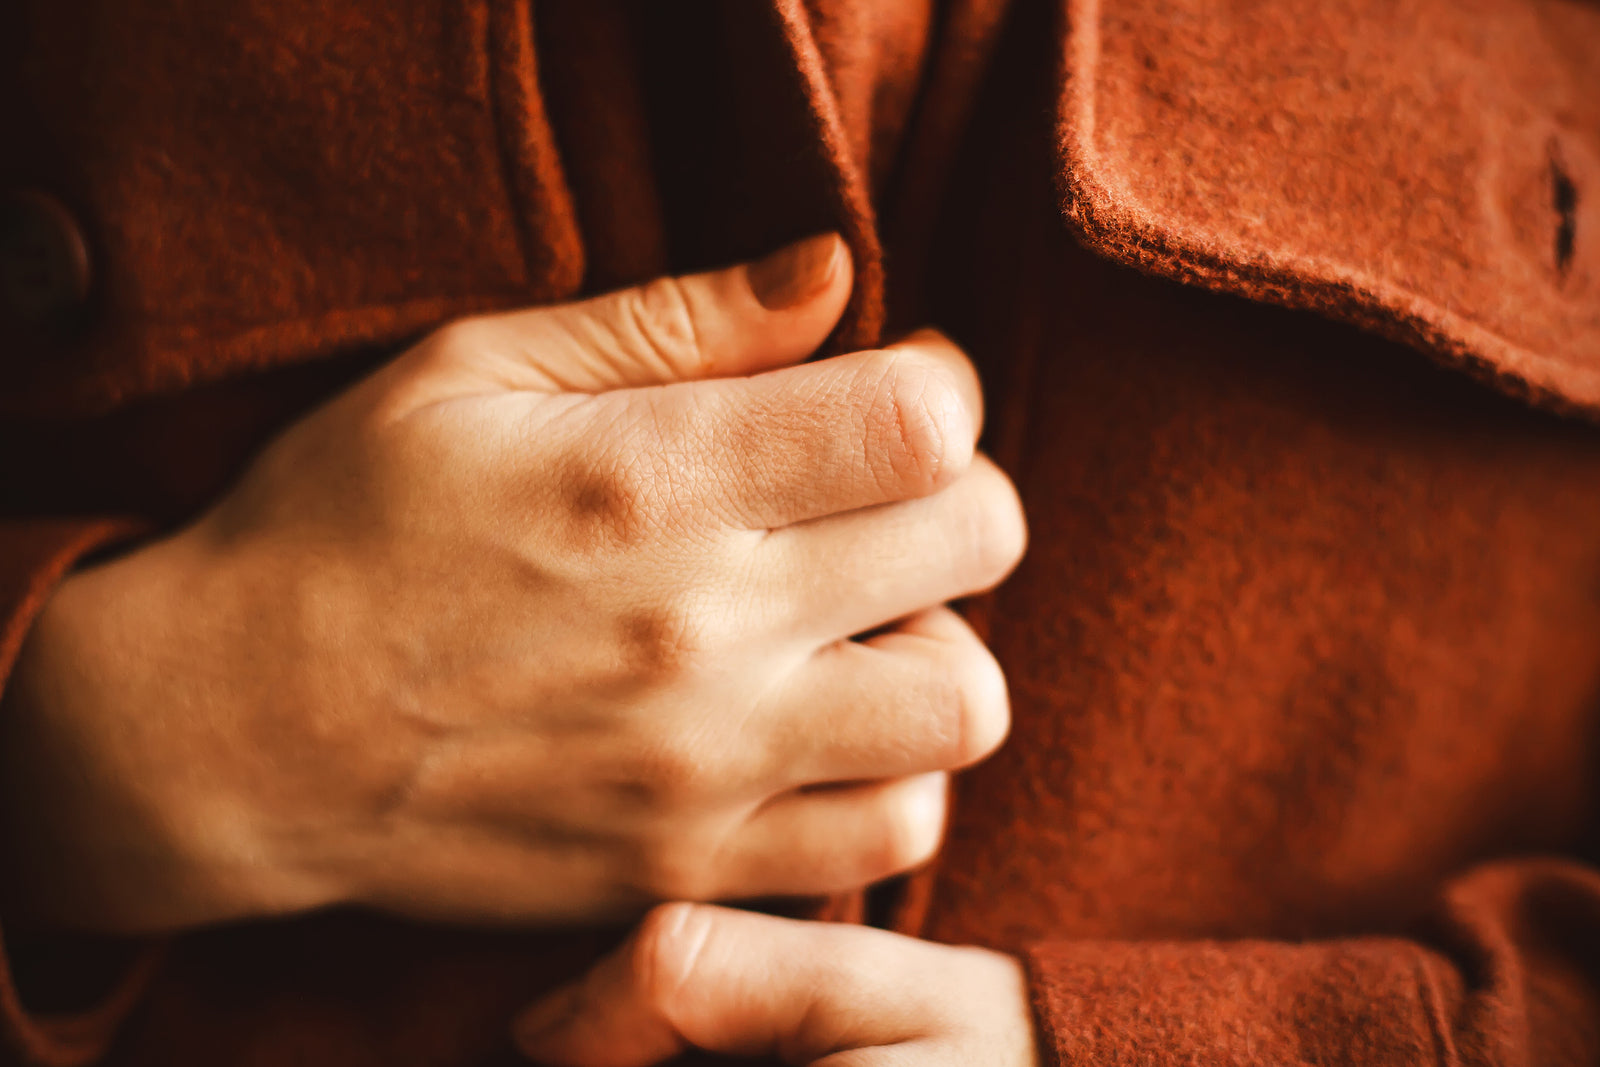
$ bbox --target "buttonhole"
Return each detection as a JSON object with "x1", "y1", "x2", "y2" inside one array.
[{"x1": 1550, "y1": 147, "x2": 1578, "y2": 276}]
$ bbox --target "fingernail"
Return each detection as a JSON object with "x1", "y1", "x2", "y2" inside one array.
[
  {"x1": 513, "y1": 985, "x2": 580, "y2": 1050},
  {"x1": 746, "y1": 232, "x2": 844, "y2": 310}
]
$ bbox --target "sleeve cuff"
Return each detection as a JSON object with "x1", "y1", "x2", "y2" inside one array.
[
  {"x1": 1023, "y1": 936, "x2": 1454, "y2": 1066},
  {"x1": 0, "y1": 518, "x2": 163, "y2": 1067}
]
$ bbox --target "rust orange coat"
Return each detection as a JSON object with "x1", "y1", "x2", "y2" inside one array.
[{"x1": 3, "y1": 0, "x2": 1600, "y2": 1064}]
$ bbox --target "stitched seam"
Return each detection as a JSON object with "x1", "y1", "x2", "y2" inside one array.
[
  {"x1": 1057, "y1": 0, "x2": 1600, "y2": 421},
  {"x1": 1413, "y1": 948, "x2": 1460, "y2": 1067}
]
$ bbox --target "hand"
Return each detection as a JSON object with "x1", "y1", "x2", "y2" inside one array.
[
  {"x1": 513, "y1": 903, "x2": 1040, "y2": 1066},
  {"x1": 0, "y1": 234, "x2": 1027, "y2": 934}
]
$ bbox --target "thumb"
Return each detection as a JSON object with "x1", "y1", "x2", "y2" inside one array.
[
  {"x1": 513, "y1": 903, "x2": 930, "y2": 1067},
  {"x1": 467, "y1": 233, "x2": 851, "y2": 394}
]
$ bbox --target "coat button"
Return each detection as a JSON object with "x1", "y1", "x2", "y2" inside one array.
[{"x1": 1, "y1": 189, "x2": 92, "y2": 325}]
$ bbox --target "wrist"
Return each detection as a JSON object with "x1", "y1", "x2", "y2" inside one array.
[
  {"x1": 1, "y1": 558, "x2": 117, "y2": 930},
  {"x1": 0, "y1": 534, "x2": 299, "y2": 933}
]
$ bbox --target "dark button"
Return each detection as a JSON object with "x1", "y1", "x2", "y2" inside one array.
[{"x1": 1, "y1": 189, "x2": 92, "y2": 325}]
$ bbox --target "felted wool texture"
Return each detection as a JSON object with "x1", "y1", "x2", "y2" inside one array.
[
  {"x1": 919, "y1": 9, "x2": 1600, "y2": 1060},
  {"x1": 924, "y1": 49, "x2": 1600, "y2": 950},
  {"x1": 1057, "y1": 0, "x2": 1600, "y2": 415},
  {"x1": 2, "y1": 0, "x2": 1600, "y2": 1064},
  {"x1": 1024, "y1": 862, "x2": 1600, "y2": 1065},
  {"x1": 1, "y1": 0, "x2": 585, "y2": 416}
]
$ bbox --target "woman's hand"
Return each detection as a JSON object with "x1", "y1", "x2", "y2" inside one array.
[
  {"x1": 0, "y1": 235, "x2": 1027, "y2": 934},
  {"x1": 513, "y1": 903, "x2": 1041, "y2": 1067}
]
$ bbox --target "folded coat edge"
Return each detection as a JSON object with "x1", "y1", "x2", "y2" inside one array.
[{"x1": 1056, "y1": 0, "x2": 1600, "y2": 420}]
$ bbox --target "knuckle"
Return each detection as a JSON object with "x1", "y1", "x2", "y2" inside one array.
[
  {"x1": 427, "y1": 315, "x2": 498, "y2": 364},
  {"x1": 862, "y1": 352, "x2": 971, "y2": 497},
  {"x1": 910, "y1": 667, "x2": 972, "y2": 769},
  {"x1": 617, "y1": 601, "x2": 710, "y2": 678},
  {"x1": 560, "y1": 449, "x2": 666, "y2": 548},
  {"x1": 968, "y1": 468, "x2": 1029, "y2": 582},
  {"x1": 944, "y1": 643, "x2": 1011, "y2": 765},
  {"x1": 616, "y1": 278, "x2": 707, "y2": 377},
  {"x1": 869, "y1": 787, "x2": 945, "y2": 876},
  {"x1": 910, "y1": 642, "x2": 1009, "y2": 770},
  {"x1": 629, "y1": 902, "x2": 716, "y2": 1014}
]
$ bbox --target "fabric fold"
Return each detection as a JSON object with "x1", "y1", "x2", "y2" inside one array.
[
  {"x1": 0, "y1": 520, "x2": 163, "y2": 1067},
  {"x1": 1024, "y1": 860, "x2": 1600, "y2": 1065},
  {"x1": 1055, "y1": 0, "x2": 1600, "y2": 416}
]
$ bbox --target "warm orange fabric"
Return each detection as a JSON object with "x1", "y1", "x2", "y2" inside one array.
[
  {"x1": 1057, "y1": 0, "x2": 1600, "y2": 414},
  {"x1": 2, "y1": 0, "x2": 1599, "y2": 1064}
]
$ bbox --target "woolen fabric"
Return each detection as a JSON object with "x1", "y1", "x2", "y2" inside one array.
[{"x1": 2, "y1": 0, "x2": 1599, "y2": 1063}]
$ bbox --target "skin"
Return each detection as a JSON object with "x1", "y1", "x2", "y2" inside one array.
[
  {"x1": 0, "y1": 234, "x2": 1029, "y2": 935},
  {"x1": 513, "y1": 903, "x2": 1042, "y2": 1067}
]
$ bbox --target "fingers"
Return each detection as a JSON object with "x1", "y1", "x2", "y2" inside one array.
[
  {"x1": 513, "y1": 903, "x2": 957, "y2": 1065},
  {"x1": 757, "y1": 607, "x2": 1010, "y2": 787},
  {"x1": 716, "y1": 771, "x2": 949, "y2": 899},
  {"x1": 757, "y1": 453, "x2": 1026, "y2": 643},
  {"x1": 418, "y1": 233, "x2": 853, "y2": 396},
  {"x1": 545, "y1": 233, "x2": 852, "y2": 388},
  {"x1": 530, "y1": 329, "x2": 990, "y2": 539},
  {"x1": 668, "y1": 329, "x2": 985, "y2": 529}
]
